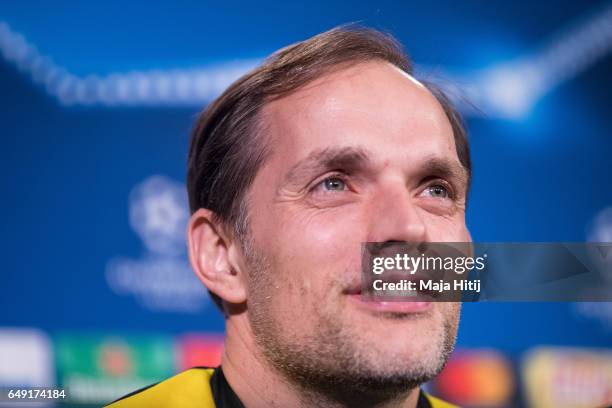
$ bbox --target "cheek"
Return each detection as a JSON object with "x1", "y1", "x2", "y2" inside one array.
[
  {"x1": 265, "y1": 208, "x2": 365, "y2": 291},
  {"x1": 422, "y1": 211, "x2": 470, "y2": 242},
  {"x1": 444, "y1": 303, "x2": 462, "y2": 333},
  {"x1": 430, "y1": 303, "x2": 461, "y2": 333},
  {"x1": 278, "y1": 203, "x2": 364, "y2": 250}
]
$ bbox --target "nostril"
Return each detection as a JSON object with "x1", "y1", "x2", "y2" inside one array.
[{"x1": 417, "y1": 242, "x2": 429, "y2": 253}]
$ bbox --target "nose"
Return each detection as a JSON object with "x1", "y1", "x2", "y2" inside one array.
[{"x1": 366, "y1": 182, "x2": 427, "y2": 244}]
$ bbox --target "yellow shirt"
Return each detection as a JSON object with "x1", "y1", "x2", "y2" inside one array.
[{"x1": 107, "y1": 367, "x2": 458, "y2": 408}]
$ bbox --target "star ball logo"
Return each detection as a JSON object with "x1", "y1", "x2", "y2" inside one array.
[{"x1": 105, "y1": 175, "x2": 210, "y2": 313}]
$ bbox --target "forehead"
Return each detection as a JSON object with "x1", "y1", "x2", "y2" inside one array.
[{"x1": 260, "y1": 61, "x2": 458, "y2": 170}]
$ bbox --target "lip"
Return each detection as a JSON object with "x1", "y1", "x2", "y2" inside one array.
[
  {"x1": 346, "y1": 293, "x2": 433, "y2": 314},
  {"x1": 342, "y1": 271, "x2": 437, "y2": 314}
]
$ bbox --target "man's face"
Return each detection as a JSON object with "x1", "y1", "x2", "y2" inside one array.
[{"x1": 241, "y1": 61, "x2": 470, "y2": 391}]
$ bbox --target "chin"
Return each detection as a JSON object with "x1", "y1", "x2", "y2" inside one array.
[
  {"x1": 347, "y1": 311, "x2": 455, "y2": 374},
  {"x1": 362, "y1": 335, "x2": 450, "y2": 380}
]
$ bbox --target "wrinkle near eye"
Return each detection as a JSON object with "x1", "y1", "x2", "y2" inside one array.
[{"x1": 275, "y1": 186, "x2": 310, "y2": 202}]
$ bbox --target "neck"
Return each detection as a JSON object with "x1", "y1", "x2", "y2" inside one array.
[{"x1": 220, "y1": 315, "x2": 421, "y2": 408}]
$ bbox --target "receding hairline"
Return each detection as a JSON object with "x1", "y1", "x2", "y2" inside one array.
[
  {"x1": 256, "y1": 59, "x2": 457, "y2": 154},
  {"x1": 262, "y1": 59, "x2": 426, "y2": 105}
]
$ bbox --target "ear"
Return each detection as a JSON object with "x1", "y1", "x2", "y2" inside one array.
[{"x1": 187, "y1": 208, "x2": 247, "y2": 305}]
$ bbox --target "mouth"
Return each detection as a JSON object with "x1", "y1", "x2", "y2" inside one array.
[{"x1": 343, "y1": 280, "x2": 435, "y2": 314}]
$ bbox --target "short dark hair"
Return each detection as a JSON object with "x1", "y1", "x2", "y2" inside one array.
[{"x1": 187, "y1": 25, "x2": 471, "y2": 310}]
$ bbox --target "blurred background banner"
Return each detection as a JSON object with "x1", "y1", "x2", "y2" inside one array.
[{"x1": 1, "y1": 1, "x2": 611, "y2": 407}]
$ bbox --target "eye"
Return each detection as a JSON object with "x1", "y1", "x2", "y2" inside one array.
[
  {"x1": 314, "y1": 176, "x2": 348, "y2": 192},
  {"x1": 322, "y1": 177, "x2": 347, "y2": 191},
  {"x1": 424, "y1": 184, "x2": 451, "y2": 199}
]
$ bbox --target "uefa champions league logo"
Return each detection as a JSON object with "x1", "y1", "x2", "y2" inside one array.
[
  {"x1": 105, "y1": 175, "x2": 209, "y2": 313},
  {"x1": 128, "y1": 175, "x2": 189, "y2": 257}
]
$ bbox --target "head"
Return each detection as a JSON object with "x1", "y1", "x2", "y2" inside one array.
[{"x1": 187, "y1": 26, "x2": 471, "y2": 402}]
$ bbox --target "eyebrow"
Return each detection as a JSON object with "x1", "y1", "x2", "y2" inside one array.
[
  {"x1": 283, "y1": 147, "x2": 470, "y2": 192},
  {"x1": 418, "y1": 156, "x2": 470, "y2": 192},
  {"x1": 284, "y1": 146, "x2": 373, "y2": 185}
]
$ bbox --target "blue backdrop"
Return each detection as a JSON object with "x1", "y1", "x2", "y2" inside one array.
[{"x1": 1, "y1": 1, "x2": 611, "y2": 407}]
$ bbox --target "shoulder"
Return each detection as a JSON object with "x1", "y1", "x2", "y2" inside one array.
[{"x1": 105, "y1": 367, "x2": 216, "y2": 408}]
